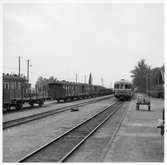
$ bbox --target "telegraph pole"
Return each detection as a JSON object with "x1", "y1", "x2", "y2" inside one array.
[
  {"x1": 146, "y1": 68, "x2": 151, "y2": 97},
  {"x1": 146, "y1": 70, "x2": 148, "y2": 96},
  {"x1": 27, "y1": 60, "x2": 30, "y2": 82},
  {"x1": 110, "y1": 82, "x2": 112, "y2": 88},
  {"x1": 76, "y1": 73, "x2": 78, "y2": 83},
  {"x1": 101, "y1": 77, "x2": 104, "y2": 86},
  {"x1": 18, "y1": 56, "x2": 20, "y2": 76},
  {"x1": 84, "y1": 74, "x2": 86, "y2": 84}
]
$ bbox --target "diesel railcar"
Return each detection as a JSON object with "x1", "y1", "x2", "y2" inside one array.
[
  {"x1": 114, "y1": 79, "x2": 133, "y2": 101},
  {"x1": 48, "y1": 81, "x2": 112, "y2": 102}
]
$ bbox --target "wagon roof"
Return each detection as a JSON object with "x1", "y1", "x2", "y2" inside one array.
[
  {"x1": 49, "y1": 81, "x2": 90, "y2": 86},
  {"x1": 48, "y1": 81, "x2": 106, "y2": 88},
  {"x1": 3, "y1": 73, "x2": 27, "y2": 82}
]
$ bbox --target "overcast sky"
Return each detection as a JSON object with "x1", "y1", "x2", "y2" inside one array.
[{"x1": 3, "y1": 3, "x2": 164, "y2": 87}]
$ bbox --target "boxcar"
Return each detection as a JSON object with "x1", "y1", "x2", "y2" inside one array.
[
  {"x1": 48, "y1": 81, "x2": 113, "y2": 102},
  {"x1": 48, "y1": 81, "x2": 90, "y2": 102},
  {"x1": 3, "y1": 73, "x2": 45, "y2": 110},
  {"x1": 3, "y1": 74, "x2": 29, "y2": 110}
]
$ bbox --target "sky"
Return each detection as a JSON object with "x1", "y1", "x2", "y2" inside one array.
[{"x1": 3, "y1": 3, "x2": 164, "y2": 88}]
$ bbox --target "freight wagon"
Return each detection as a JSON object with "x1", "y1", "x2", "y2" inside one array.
[
  {"x1": 48, "y1": 81, "x2": 112, "y2": 102},
  {"x1": 3, "y1": 73, "x2": 45, "y2": 111}
]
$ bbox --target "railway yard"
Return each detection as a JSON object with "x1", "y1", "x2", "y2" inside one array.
[
  {"x1": 3, "y1": 4, "x2": 165, "y2": 163},
  {"x1": 3, "y1": 94, "x2": 164, "y2": 162}
]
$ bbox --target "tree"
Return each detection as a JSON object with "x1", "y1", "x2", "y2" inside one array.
[
  {"x1": 88, "y1": 73, "x2": 93, "y2": 85},
  {"x1": 131, "y1": 59, "x2": 150, "y2": 92},
  {"x1": 35, "y1": 76, "x2": 57, "y2": 96}
]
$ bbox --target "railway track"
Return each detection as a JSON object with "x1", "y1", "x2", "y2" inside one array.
[
  {"x1": 3, "y1": 95, "x2": 113, "y2": 129},
  {"x1": 18, "y1": 101, "x2": 123, "y2": 162},
  {"x1": 3, "y1": 100, "x2": 58, "y2": 114}
]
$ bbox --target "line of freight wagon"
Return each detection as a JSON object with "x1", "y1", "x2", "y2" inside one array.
[{"x1": 3, "y1": 73, "x2": 113, "y2": 111}]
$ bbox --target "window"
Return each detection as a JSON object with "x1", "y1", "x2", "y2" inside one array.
[
  {"x1": 11, "y1": 82, "x2": 16, "y2": 89},
  {"x1": 7, "y1": 83, "x2": 9, "y2": 89},
  {"x1": 114, "y1": 84, "x2": 119, "y2": 89},
  {"x1": 63, "y1": 85, "x2": 66, "y2": 90},
  {"x1": 4, "y1": 82, "x2": 9, "y2": 89},
  {"x1": 10, "y1": 83, "x2": 13, "y2": 89},
  {"x1": 18, "y1": 82, "x2": 21, "y2": 89},
  {"x1": 120, "y1": 84, "x2": 124, "y2": 89},
  {"x1": 14, "y1": 82, "x2": 16, "y2": 89}
]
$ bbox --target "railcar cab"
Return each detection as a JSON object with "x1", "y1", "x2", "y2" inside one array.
[
  {"x1": 114, "y1": 79, "x2": 132, "y2": 88},
  {"x1": 114, "y1": 79, "x2": 133, "y2": 100}
]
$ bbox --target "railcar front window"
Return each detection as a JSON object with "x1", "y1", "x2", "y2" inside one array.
[
  {"x1": 119, "y1": 84, "x2": 124, "y2": 89},
  {"x1": 114, "y1": 84, "x2": 119, "y2": 89},
  {"x1": 125, "y1": 84, "x2": 129, "y2": 89}
]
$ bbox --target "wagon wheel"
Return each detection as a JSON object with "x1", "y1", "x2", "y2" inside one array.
[
  {"x1": 64, "y1": 98, "x2": 68, "y2": 102},
  {"x1": 136, "y1": 104, "x2": 139, "y2": 110},
  {"x1": 148, "y1": 104, "x2": 151, "y2": 111},
  {"x1": 6, "y1": 105, "x2": 11, "y2": 111},
  {"x1": 30, "y1": 103, "x2": 34, "y2": 107},
  {"x1": 16, "y1": 103, "x2": 23, "y2": 110},
  {"x1": 161, "y1": 125, "x2": 164, "y2": 136},
  {"x1": 38, "y1": 101, "x2": 44, "y2": 107}
]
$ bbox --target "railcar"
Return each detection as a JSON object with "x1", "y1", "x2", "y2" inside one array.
[
  {"x1": 3, "y1": 73, "x2": 45, "y2": 111},
  {"x1": 114, "y1": 79, "x2": 133, "y2": 101}
]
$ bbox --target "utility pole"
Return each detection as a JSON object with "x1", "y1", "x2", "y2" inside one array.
[
  {"x1": 146, "y1": 68, "x2": 151, "y2": 97},
  {"x1": 18, "y1": 56, "x2": 20, "y2": 76},
  {"x1": 101, "y1": 77, "x2": 104, "y2": 86},
  {"x1": 146, "y1": 70, "x2": 148, "y2": 96},
  {"x1": 84, "y1": 74, "x2": 86, "y2": 84},
  {"x1": 76, "y1": 73, "x2": 78, "y2": 83},
  {"x1": 110, "y1": 82, "x2": 112, "y2": 88},
  {"x1": 148, "y1": 67, "x2": 151, "y2": 97},
  {"x1": 27, "y1": 60, "x2": 30, "y2": 83}
]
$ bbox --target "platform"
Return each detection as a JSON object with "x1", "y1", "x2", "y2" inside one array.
[{"x1": 104, "y1": 96, "x2": 164, "y2": 162}]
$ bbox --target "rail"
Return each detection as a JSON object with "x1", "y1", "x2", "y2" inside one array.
[
  {"x1": 3, "y1": 95, "x2": 113, "y2": 129},
  {"x1": 18, "y1": 101, "x2": 123, "y2": 162}
]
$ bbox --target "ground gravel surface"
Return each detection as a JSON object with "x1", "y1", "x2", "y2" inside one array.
[
  {"x1": 66, "y1": 101, "x2": 130, "y2": 162},
  {"x1": 66, "y1": 97, "x2": 164, "y2": 162},
  {"x1": 3, "y1": 96, "x2": 115, "y2": 162},
  {"x1": 3, "y1": 95, "x2": 112, "y2": 123}
]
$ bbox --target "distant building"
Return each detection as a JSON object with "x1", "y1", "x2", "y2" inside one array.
[
  {"x1": 160, "y1": 65, "x2": 164, "y2": 83},
  {"x1": 149, "y1": 66, "x2": 164, "y2": 98}
]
